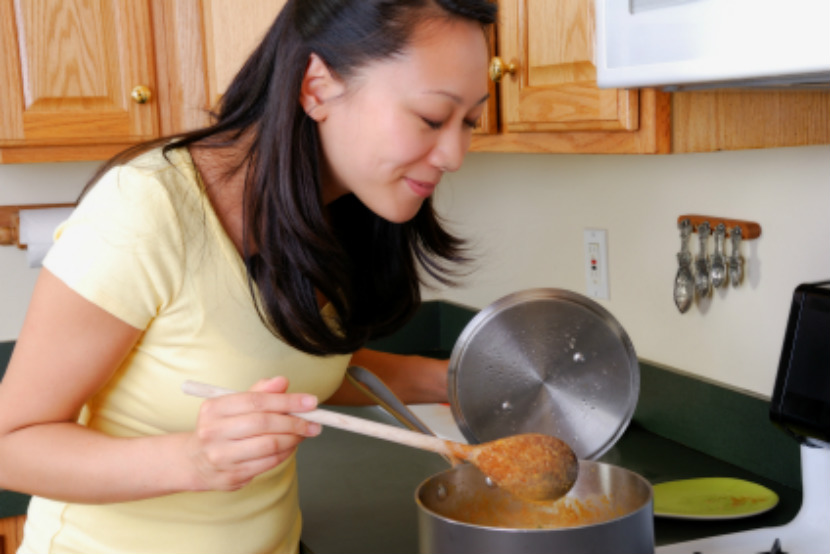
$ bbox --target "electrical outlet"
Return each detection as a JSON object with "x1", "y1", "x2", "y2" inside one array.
[{"x1": 584, "y1": 228, "x2": 609, "y2": 299}]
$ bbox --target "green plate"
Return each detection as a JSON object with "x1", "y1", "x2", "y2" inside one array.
[{"x1": 653, "y1": 478, "x2": 779, "y2": 520}]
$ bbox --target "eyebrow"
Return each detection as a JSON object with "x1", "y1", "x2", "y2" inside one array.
[{"x1": 426, "y1": 90, "x2": 491, "y2": 106}]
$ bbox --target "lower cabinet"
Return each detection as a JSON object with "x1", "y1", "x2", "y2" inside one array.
[{"x1": 0, "y1": 515, "x2": 25, "y2": 554}]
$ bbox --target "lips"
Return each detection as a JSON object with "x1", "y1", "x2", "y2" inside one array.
[{"x1": 405, "y1": 177, "x2": 437, "y2": 198}]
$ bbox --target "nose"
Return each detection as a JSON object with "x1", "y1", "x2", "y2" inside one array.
[{"x1": 430, "y1": 126, "x2": 470, "y2": 173}]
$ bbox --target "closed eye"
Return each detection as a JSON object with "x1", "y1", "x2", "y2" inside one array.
[
  {"x1": 422, "y1": 117, "x2": 443, "y2": 130},
  {"x1": 421, "y1": 115, "x2": 480, "y2": 130}
]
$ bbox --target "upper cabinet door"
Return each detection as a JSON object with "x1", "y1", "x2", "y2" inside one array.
[
  {"x1": 201, "y1": 0, "x2": 287, "y2": 106},
  {"x1": 498, "y1": 0, "x2": 638, "y2": 132},
  {"x1": 0, "y1": 0, "x2": 158, "y2": 147}
]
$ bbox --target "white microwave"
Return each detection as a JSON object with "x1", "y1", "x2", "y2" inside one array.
[{"x1": 595, "y1": 0, "x2": 830, "y2": 91}]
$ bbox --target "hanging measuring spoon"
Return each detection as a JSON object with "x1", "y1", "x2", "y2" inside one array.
[
  {"x1": 673, "y1": 219, "x2": 694, "y2": 313},
  {"x1": 710, "y1": 223, "x2": 727, "y2": 288},
  {"x1": 729, "y1": 226, "x2": 744, "y2": 287},
  {"x1": 694, "y1": 221, "x2": 711, "y2": 298}
]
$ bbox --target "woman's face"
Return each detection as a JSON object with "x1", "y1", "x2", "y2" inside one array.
[{"x1": 309, "y1": 17, "x2": 490, "y2": 223}]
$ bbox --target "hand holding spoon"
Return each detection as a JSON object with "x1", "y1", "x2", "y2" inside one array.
[{"x1": 182, "y1": 380, "x2": 579, "y2": 502}]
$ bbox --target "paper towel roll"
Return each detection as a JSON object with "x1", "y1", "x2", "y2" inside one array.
[{"x1": 18, "y1": 207, "x2": 75, "y2": 268}]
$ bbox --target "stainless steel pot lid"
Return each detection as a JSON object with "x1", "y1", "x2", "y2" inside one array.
[{"x1": 447, "y1": 288, "x2": 639, "y2": 460}]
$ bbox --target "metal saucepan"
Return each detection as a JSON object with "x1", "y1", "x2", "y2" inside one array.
[
  {"x1": 424, "y1": 288, "x2": 652, "y2": 552},
  {"x1": 416, "y1": 462, "x2": 653, "y2": 554}
]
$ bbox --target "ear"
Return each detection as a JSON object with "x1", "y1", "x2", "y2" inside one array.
[{"x1": 300, "y1": 53, "x2": 343, "y2": 122}]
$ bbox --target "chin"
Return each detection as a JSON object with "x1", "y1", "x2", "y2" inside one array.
[
  {"x1": 382, "y1": 212, "x2": 419, "y2": 224},
  {"x1": 390, "y1": 205, "x2": 425, "y2": 224},
  {"x1": 370, "y1": 199, "x2": 425, "y2": 224}
]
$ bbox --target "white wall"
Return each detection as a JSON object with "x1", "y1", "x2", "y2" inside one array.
[
  {"x1": 2, "y1": 146, "x2": 829, "y2": 397},
  {"x1": 429, "y1": 145, "x2": 830, "y2": 397},
  {"x1": 0, "y1": 161, "x2": 96, "y2": 339}
]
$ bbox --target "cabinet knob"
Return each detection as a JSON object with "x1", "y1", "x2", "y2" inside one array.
[
  {"x1": 130, "y1": 85, "x2": 152, "y2": 104},
  {"x1": 488, "y1": 57, "x2": 516, "y2": 83}
]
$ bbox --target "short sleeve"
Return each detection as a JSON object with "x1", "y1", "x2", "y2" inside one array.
[{"x1": 43, "y1": 164, "x2": 186, "y2": 329}]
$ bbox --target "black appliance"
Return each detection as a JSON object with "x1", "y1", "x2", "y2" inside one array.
[{"x1": 770, "y1": 281, "x2": 830, "y2": 445}]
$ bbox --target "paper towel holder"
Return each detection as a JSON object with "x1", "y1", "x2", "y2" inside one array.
[{"x1": 0, "y1": 204, "x2": 76, "y2": 249}]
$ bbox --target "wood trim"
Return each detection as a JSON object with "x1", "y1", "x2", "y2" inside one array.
[
  {"x1": 672, "y1": 89, "x2": 830, "y2": 153},
  {"x1": 0, "y1": 143, "x2": 135, "y2": 164}
]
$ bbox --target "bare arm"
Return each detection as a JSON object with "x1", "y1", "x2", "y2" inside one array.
[
  {"x1": 326, "y1": 348, "x2": 449, "y2": 405},
  {"x1": 0, "y1": 270, "x2": 320, "y2": 504}
]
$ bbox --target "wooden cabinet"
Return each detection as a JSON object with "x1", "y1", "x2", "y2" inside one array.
[
  {"x1": 473, "y1": 0, "x2": 670, "y2": 154},
  {"x1": 473, "y1": 0, "x2": 829, "y2": 154},
  {"x1": 149, "y1": 0, "x2": 211, "y2": 138},
  {"x1": 1, "y1": 0, "x2": 826, "y2": 162},
  {"x1": 498, "y1": 0, "x2": 638, "y2": 133},
  {"x1": 0, "y1": 0, "x2": 160, "y2": 163},
  {"x1": 0, "y1": 515, "x2": 25, "y2": 554},
  {"x1": 201, "y1": 0, "x2": 286, "y2": 108},
  {"x1": 150, "y1": 0, "x2": 285, "y2": 135},
  {"x1": 0, "y1": 0, "x2": 285, "y2": 164},
  {"x1": 0, "y1": 0, "x2": 224, "y2": 163}
]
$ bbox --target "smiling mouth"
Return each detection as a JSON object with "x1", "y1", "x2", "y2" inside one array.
[{"x1": 406, "y1": 177, "x2": 437, "y2": 198}]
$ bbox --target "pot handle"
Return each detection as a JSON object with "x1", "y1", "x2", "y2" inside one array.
[{"x1": 346, "y1": 366, "x2": 434, "y2": 435}]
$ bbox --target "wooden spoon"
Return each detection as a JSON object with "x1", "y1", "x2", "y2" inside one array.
[{"x1": 182, "y1": 380, "x2": 579, "y2": 502}]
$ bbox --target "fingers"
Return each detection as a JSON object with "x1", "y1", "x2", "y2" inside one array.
[
  {"x1": 250, "y1": 375, "x2": 289, "y2": 394},
  {"x1": 188, "y1": 377, "x2": 322, "y2": 491},
  {"x1": 195, "y1": 426, "x2": 305, "y2": 479},
  {"x1": 197, "y1": 402, "x2": 321, "y2": 443},
  {"x1": 205, "y1": 377, "x2": 319, "y2": 418}
]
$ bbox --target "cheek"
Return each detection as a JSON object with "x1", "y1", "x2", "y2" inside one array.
[
  {"x1": 373, "y1": 113, "x2": 434, "y2": 168},
  {"x1": 321, "y1": 98, "x2": 436, "y2": 186}
]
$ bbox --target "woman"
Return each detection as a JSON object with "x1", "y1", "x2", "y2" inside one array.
[{"x1": 0, "y1": 0, "x2": 495, "y2": 552}]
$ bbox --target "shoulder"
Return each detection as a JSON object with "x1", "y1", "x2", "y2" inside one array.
[
  {"x1": 45, "y1": 147, "x2": 202, "y2": 327},
  {"x1": 70, "y1": 146, "x2": 210, "y2": 246},
  {"x1": 53, "y1": 146, "x2": 207, "y2": 262},
  {"x1": 87, "y1": 146, "x2": 200, "y2": 214}
]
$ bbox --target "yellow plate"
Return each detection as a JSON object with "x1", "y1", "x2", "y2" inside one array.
[{"x1": 653, "y1": 478, "x2": 779, "y2": 520}]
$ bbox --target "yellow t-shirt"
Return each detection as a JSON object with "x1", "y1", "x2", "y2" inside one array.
[{"x1": 20, "y1": 146, "x2": 350, "y2": 554}]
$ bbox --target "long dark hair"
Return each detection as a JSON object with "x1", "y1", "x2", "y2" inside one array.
[{"x1": 83, "y1": 0, "x2": 496, "y2": 356}]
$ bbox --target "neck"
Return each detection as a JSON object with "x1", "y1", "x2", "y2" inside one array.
[{"x1": 189, "y1": 142, "x2": 249, "y2": 255}]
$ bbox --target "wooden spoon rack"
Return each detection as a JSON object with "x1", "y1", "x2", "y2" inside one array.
[
  {"x1": 673, "y1": 215, "x2": 761, "y2": 313},
  {"x1": 677, "y1": 215, "x2": 761, "y2": 240}
]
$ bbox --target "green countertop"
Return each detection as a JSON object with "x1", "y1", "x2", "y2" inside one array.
[{"x1": 0, "y1": 490, "x2": 29, "y2": 521}]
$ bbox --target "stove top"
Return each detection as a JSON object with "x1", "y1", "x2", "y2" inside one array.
[{"x1": 656, "y1": 444, "x2": 829, "y2": 554}]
